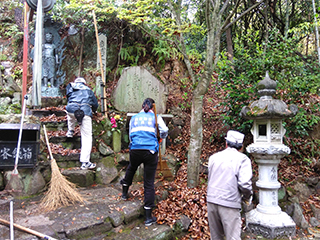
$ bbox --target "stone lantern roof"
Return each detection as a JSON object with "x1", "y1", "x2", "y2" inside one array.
[{"x1": 240, "y1": 72, "x2": 298, "y2": 119}]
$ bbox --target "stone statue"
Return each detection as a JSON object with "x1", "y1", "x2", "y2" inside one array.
[
  {"x1": 30, "y1": 15, "x2": 66, "y2": 97},
  {"x1": 42, "y1": 32, "x2": 59, "y2": 87}
]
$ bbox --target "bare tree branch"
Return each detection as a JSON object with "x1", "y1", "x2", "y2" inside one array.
[
  {"x1": 222, "y1": 0, "x2": 264, "y2": 31},
  {"x1": 223, "y1": 0, "x2": 241, "y2": 25}
]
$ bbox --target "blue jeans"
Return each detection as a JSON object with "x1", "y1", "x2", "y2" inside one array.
[{"x1": 120, "y1": 150, "x2": 158, "y2": 208}]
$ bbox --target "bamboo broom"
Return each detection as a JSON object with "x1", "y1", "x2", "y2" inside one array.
[{"x1": 40, "y1": 125, "x2": 84, "y2": 211}]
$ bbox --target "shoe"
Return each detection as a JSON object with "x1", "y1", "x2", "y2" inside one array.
[
  {"x1": 66, "y1": 130, "x2": 74, "y2": 138},
  {"x1": 145, "y1": 209, "x2": 157, "y2": 226},
  {"x1": 122, "y1": 185, "x2": 129, "y2": 200},
  {"x1": 80, "y1": 162, "x2": 96, "y2": 170}
]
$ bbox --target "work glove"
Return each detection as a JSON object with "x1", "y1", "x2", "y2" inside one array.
[
  {"x1": 244, "y1": 195, "x2": 252, "y2": 206},
  {"x1": 243, "y1": 195, "x2": 253, "y2": 212}
]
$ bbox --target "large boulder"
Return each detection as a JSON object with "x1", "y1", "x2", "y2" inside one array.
[
  {"x1": 290, "y1": 181, "x2": 313, "y2": 203},
  {"x1": 292, "y1": 202, "x2": 309, "y2": 229},
  {"x1": 20, "y1": 168, "x2": 46, "y2": 195},
  {"x1": 95, "y1": 156, "x2": 118, "y2": 185}
]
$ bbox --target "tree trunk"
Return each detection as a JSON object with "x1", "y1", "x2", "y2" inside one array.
[
  {"x1": 312, "y1": 0, "x2": 320, "y2": 64},
  {"x1": 186, "y1": 0, "x2": 219, "y2": 188},
  {"x1": 226, "y1": 20, "x2": 234, "y2": 61},
  {"x1": 263, "y1": 0, "x2": 269, "y2": 67},
  {"x1": 187, "y1": 94, "x2": 203, "y2": 187},
  {"x1": 284, "y1": 0, "x2": 289, "y2": 39}
]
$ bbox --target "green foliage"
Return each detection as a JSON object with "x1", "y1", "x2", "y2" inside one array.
[
  {"x1": 150, "y1": 39, "x2": 178, "y2": 67},
  {"x1": 118, "y1": 0, "x2": 202, "y2": 36},
  {"x1": 285, "y1": 137, "x2": 320, "y2": 164},
  {"x1": 0, "y1": 54, "x2": 7, "y2": 61},
  {"x1": 0, "y1": 1, "x2": 23, "y2": 61},
  {"x1": 185, "y1": 32, "x2": 207, "y2": 61},
  {"x1": 119, "y1": 43, "x2": 146, "y2": 65},
  {"x1": 285, "y1": 107, "x2": 320, "y2": 137},
  {"x1": 216, "y1": 52, "x2": 255, "y2": 133},
  {"x1": 117, "y1": 0, "x2": 204, "y2": 66},
  {"x1": 0, "y1": 103, "x2": 21, "y2": 114},
  {"x1": 0, "y1": 1, "x2": 22, "y2": 35},
  {"x1": 217, "y1": 29, "x2": 320, "y2": 137},
  {"x1": 12, "y1": 67, "x2": 22, "y2": 80},
  {"x1": 52, "y1": 0, "x2": 116, "y2": 28},
  {"x1": 178, "y1": 102, "x2": 191, "y2": 110},
  {"x1": 1, "y1": 23, "x2": 22, "y2": 39},
  {"x1": 116, "y1": 65, "x2": 125, "y2": 76}
]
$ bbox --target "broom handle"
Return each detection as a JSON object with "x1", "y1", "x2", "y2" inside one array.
[
  {"x1": 43, "y1": 125, "x2": 54, "y2": 160},
  {"x1": 153, "y1": 103, "x2": 162, "y2": 171},
  {"x1": 0, "y1": 218, "x2": 57, "y2": 240},
  {"x1": 13, "y1": 95, "x2": 28, "y2": 172}
]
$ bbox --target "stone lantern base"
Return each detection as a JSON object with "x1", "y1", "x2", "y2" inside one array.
[{"x1": 246, "y1": 209, "x2": 296, "y2": 239}]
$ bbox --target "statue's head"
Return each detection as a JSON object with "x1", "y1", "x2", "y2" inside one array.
[{"x1": 45, "y1": 33, "x2": 53, "y2": 43}]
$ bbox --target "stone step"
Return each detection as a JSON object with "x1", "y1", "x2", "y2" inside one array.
[
  {"x1": 0, "y1": 184, "x2": 183, "y2": 240},
  {"x1": 30, "y1": 109, "x2": 66, "y2": 118},
  {"x1": 41, "y1": 120, "x2": 68, "y2": 131},
  {"x1": 53, "y1": 152, "x2": 101, "y2": 168}
]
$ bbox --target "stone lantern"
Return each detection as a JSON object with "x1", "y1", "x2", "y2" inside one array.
[{"x1": 240, "y1": 72, "x2": 298, "y2": 238}]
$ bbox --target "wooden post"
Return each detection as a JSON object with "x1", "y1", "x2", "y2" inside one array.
[{"x1": 92, "y1": 11, "x2": 108, "y2": 118}]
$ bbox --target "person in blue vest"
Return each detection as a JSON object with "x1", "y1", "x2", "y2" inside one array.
[
  {"x1": 66, "y1": 77, "x2": 98, "y2": 170},
  {"x1": 120, "y1": 98, "x2": 168, "y2": 226}
]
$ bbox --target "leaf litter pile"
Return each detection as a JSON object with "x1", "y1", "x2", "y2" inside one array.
[{"x1": 154, "y1": 163, "x2": 210, "y2": 239}]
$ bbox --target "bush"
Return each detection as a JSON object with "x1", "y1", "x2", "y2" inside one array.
[{"x1": 216, "y1": 29, "x2": 320, "y2": 138}]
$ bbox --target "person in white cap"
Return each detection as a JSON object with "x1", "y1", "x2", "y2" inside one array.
[
  {"x1": 65, "y1": 77, "x2": 99, "y2": 170},
  {"x1": 207, "y1": 130, "x2": 252, "y2": 240}
]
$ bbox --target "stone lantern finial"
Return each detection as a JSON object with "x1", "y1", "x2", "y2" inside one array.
[{"x1": 258, "y1": 71, "x2": 277, "y2": 99}]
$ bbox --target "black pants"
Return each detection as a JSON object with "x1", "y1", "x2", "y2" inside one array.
[{"x1": 120, "y1": 150, "x2": 158, "y2": 208}]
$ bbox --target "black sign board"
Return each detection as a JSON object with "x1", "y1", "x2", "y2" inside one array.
[{"x1": 0, "y1": 123, "x2": 40, "y2": 169}]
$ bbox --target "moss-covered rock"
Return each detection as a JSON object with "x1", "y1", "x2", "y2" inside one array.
[
  {"x1": 62, "y1": 169, "x2": 95, "y2": 187},
  {"x1": 95, "y1": 156, "x2": 118, "y2": 185}
]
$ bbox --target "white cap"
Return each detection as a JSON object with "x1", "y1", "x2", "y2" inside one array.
[
  {"x1": 225, "y1": 130, "x2": 244, "y2": 144},
  {"x1": 74, "y1": 77, "x2": 86, "y2": 84}
]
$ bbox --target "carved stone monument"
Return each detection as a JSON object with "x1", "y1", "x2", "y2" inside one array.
[
  {"x1": 96, "y1": 34, "x2": 107, "y2": 99},
  {"x1": 113, "y1": 66, "x2": 167, "y2": 114},
  {"x1": 240, "y1": 72, "x2": 298, "y2": 239}
]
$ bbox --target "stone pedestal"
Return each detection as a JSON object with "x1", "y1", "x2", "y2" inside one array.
[{"x1": 246, "y1": 209, "x2": 296, "y2": 238}]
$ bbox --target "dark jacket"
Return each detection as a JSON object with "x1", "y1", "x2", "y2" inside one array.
[{"x1": 66, "y1": 82, "x2": 99, "y2": 117}]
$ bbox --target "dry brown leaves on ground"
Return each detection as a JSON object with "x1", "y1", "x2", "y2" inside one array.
[
  {"x1": 48, "y1": 143, "x2": 81, "y2": 155},
  {"x1": 154, "y1": 162, "x2": 210, "y2": 239},
  {"x1": 40, "y1": 114, "x2": 67, "y2": 122}
]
